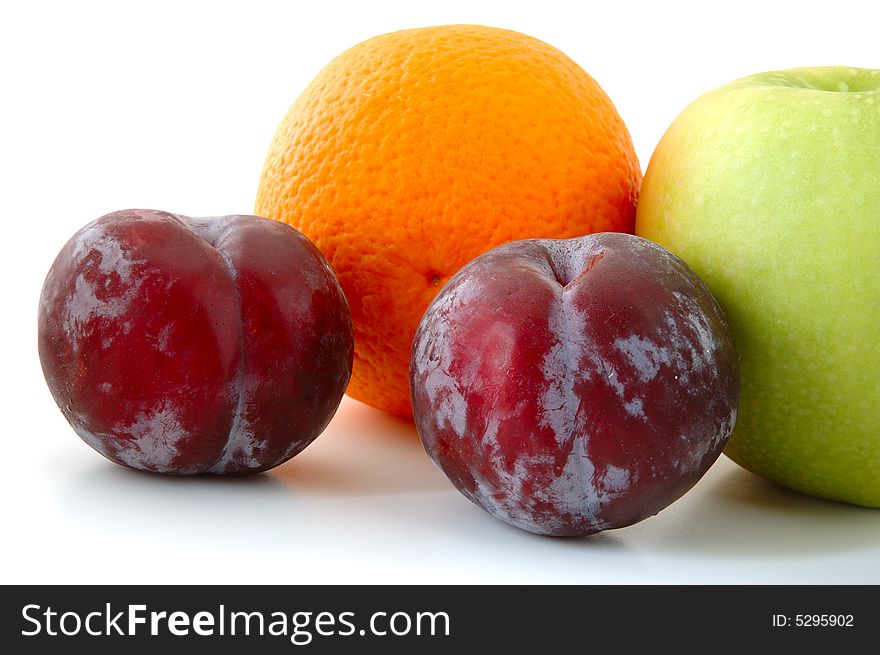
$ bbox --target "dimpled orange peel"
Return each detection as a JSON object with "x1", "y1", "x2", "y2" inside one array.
[{"x1": 256, "y1": 25, "x2": 641, "y2": 417}]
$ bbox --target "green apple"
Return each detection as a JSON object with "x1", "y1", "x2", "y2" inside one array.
[{"x1": 636, "y1": 66, "x2": 880, "y2": 507}]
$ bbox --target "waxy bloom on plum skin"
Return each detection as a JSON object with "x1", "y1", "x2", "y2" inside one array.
[
  {"x1": 410, "y1": 233, "x2": 740, "y2": 536},
  {"x1": 38, "y1": 209, "x2": 353, "y2": 475}
]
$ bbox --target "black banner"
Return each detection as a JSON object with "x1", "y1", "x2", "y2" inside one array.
[{"x1": 2, "y1": 585, "x2": 874, "y2": 652}]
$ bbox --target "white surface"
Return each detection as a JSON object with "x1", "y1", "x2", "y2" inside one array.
[{"x1": 3, "y1": 0, "x2": 879, "y2": 584}]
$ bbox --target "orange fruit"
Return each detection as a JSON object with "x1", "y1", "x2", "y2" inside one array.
[{"x1": 256, "y1": 25, "x2": 641, "y2": 418}]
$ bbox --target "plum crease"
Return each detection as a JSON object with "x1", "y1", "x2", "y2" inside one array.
[{"x1": 172, "y1": 214, "x2": 249, "y2": 475}]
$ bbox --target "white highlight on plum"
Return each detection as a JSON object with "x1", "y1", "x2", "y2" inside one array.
[
  {"x1": 413, "y1": 278, "x2": 481, "y2": 442},
  {"x1": 111, "y1": 402, "x2": 193, "y2": 473},
  {"x1": 673, "y1": 291, "x2": 719, "y2": 371},
  {"x1": 538, "y1": 441, "x2": 601, "y2": 526},
  {"x1": 600, "y1": 464, "x2": 631, "y2": 493},
  {"x1": 614, "y1": 334, "x2": 673, "y2": 383},
  {"x1": 209, "y1": 418, "x2": 266, "y2": 473},
  {"x1": 473, "y1": 435, "x2": 635, "y2": 535},
  {"x1": 615, "y1": 294, "x2": 720, "y2": 389},
  {"x1": 155, "y1": 323, "x2": 174, "y2": 354},
  {"x1": 623, "y1": 397, "x2": 646, "y2": 421},
  {"x1": 417, "y1": 317, "x2": 468, "y2": 441},
  {"x1": 422, "y1": 368, "x2": 468, "y2": 441},
  {"x1": 62, "y1": 233, "x2": 145, "y2": 351},
  {"x1": 94, "y1": 232, "x2": 136, "y2": 281},
  {"x1": 538, "y1": 292, "x2": 590, "y2": 447},
  {"x1": 71, "y1": 421, "x2": 114, "y2": 461},
  {"x1": 474, "y1": 451, "x2": 551, "y2": 529},
  {"x1": 585, "y1": 351, "x2": 626, "y2": 398}
]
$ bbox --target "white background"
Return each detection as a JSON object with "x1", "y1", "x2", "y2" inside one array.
[{"x1": 2, "y1": 0, "x2": 878, "y2": 584}]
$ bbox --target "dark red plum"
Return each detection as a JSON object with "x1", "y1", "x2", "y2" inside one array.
[
  {"x1": 38, "y1": 209, "x2": 353, "y2": 475},
  {"x1": 410, "y1": 233, "x2": 739, "y2": 536}
]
